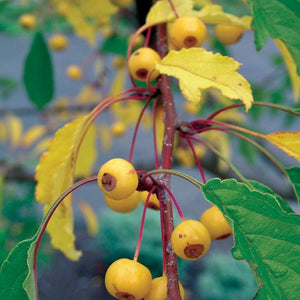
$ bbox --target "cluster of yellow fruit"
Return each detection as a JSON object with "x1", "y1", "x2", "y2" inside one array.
[
  {"x1": 97, "y1": 158, "x2": 160, "y2": 213},
  {"x1": 128, "y1": 15, "x2": 245, "y2": 82},
  {"x1": 97, "y1": 158, "x2": 232, "y2": 300}
]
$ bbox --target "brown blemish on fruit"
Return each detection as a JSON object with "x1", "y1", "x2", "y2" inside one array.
[
  {"x1": 116, "y1": 292, "x2": 136, "y2": 300},
  {"x1": 136, "y1": 68, "x2": 148, "y2": 79},
  {"x1": 178, "y1": 234, "x2": 187, "y2": 238},
  {"x1": 101, "y1": 173, "x2": 117, "y2": 191},
  {"x1": 184, "y1": 244, "x2": 204, "y2": 258},
  {"x1": 216, "y1": 233, "x2": 232, "y2": 240},
  {"x1": 212, "y1": 76, "x2": 217, "y2": 81},
  {"x1": 238, "y1": 82, "x2": 242, "y2": 86},
  {"x1": 128, "y1": 168, "x2": 136, "y2": 174},
  {"x1": 133, "y1": 51, "x2": 140, "y2": 56},
  {"x1": 184, "y1": 36, "x2": 197, "y2": 48}
]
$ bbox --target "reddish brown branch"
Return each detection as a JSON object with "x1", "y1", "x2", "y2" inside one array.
[{"x1": 156, "y1": 22, "x2": 182, "y2": 300}]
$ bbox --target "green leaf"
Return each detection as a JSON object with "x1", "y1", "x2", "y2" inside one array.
[
  {"x1": 286, "y1": 167, "x2": 300, "y2": 205},
  {"x1": 23, "y1": 32, "x2": 54, "y2": 109},
  {"x1": 248, "y1": 0, "x2": 300, "y2": 75},
  {"x1": 202, "y1": 178, "x2": 300, "y2": 299},
  {"x1": 100, "y1": 35, "x2": 128, "y2": 57},
  {"x1": 0, "y1": 238, "x2": 36, "y2": 300}
]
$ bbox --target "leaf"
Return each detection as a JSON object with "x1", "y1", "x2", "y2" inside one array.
[
  {"x1": 248, "y1": 0, "x2": 300, "y2": 75},
  {"x1": 75, "y1": 124, "x2": 97, "y2": 178},
  {"x1": 156, "y1": 48, "x2": 253, "y2": 111},
  {"x1": 51, "y1": 0, "x2": 117, "y2": 45},
  {"x1": 22, "y1": 125, "x2": 47, "y2": 148},
  {"x1": 101, "y1": 35, "x2": 128, "y2": 57},
  {"x1": 6, "y1": 114, "x2": 23, "y2": 147},
  {"x1": 35, "y1": 116, "x2": 89, "y2": 260},
  {"x1": 263, "y1": 131, "x2": 300, "y2": 162},
  {"x1": 195, "y1": 5, "x2": 252, "y2": 29},
  {"x1": 275, "y1": 39, "x2": 300, "y2": 101},
  {"x1": 202, "y1": 178, "x2": 300, "y2": 299},
  {"x1": 0, "y1": 238, "x2": 36, "y2": 300},
  {"x1": 23, "y1": 32, "x2": 54, "y2": 110},
  {"x1": 79, "y1": 201, "x2": 99, "y2": 237},
  {"x1": 285, "y1": 167, "x2": 300, "y2": 205},
  {"x1": 146, "y1": 0, "x2": 193, "y2": 25}
]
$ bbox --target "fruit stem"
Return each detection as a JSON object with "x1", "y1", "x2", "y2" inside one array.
[
  {"x1": 129, "y1": 97, "x2": 153, "y2": 162},
  {"x1": 152, "y1": 99, "x2": 160, "y2": 168},
  {"x1": 156, "y1": 21, "x2": 182, "y2": 300},
  {"x1": 33, "y1": 176, "x2": 98, "y2": 299},
  {"x1": 161, "y1": 183, "x2": 185, "y2": 221},
  {"x1": 207, "y1": 101, "x2": 300, "y2": 120},
  {"x1": 186, "y1": 138, "x2": 207, "y2": 183},
  {"x1": 168, "y1": 0, "x2": 179, "y2": 18},
  {"x1": 133, "y1": 187, "x2": 156, "y2": 261}
]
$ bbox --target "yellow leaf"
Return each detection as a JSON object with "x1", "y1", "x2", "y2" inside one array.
[
  {"x1": 146, "y1": 0, "x2": 193, "y2": 25},
  {"x1": 22, "y1": 125, "x2": 47, "y2": 148},
  {"x1": 98, "y1": 124, "x2": 112, "y2": 152},
  {"x1": 75, "y1": 124, "x2": 97, "y2": 178},
  {"x1": 79, "y1": 201, "x2": 99, "y2": 237},
  {"x1": 264, "y1": 132, "x2": 300, "y2": 162},
  {"x1": 156, "y1": 48, "x2": 253, "y2": 111},
  {"x1": 35, "y1": 116, "x2": 89, "y2": 260},
  {"x1": 52, "y1": 0, "x2": 117, "y2": 45},
  {"x1": 275, "y1": 39, "x2": 300, "y2": 101},
  {"x1": 6, "y1": 114, "x2": 23, "y2": 147},
  {"x1": 194, "y1": 5, "x2": 252, "y2": 29}
]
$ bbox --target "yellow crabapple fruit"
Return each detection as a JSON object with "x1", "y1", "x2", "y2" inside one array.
[
  {"x1": 140, "y1": 191, "x2": 160, "y2": 210},
  {"x1": 171, "y1": 219, "x2": 211, "y2": 261},
  {"x1": 104, "y1": 191, "x2": 140, "y2": 213},
  {"x1": 19, "y1": 14, "x2": 36, "y2": 30},
  {"x1": 145, "y1": 276, "x2": 185, "y2": 300},
  {"x1": 111, "y1": 121, "x2": 126, "y2": 136},
  {"x1": 215, "y1": 24, "x2": 245, "y2": 45},
  {"x1": 200, "y1": 206, "x2": 232, "y2": 240},
  {"x1": 48, "y1": 34, "x2": 68, "y2": 51},
  {"x1": 128, "y1": 34, "x2": 145, "y2": 49},
  {"x1": 66, "y1": 65, "x2": 82, "y2": 80},
  {"x1": 169, "y1": 15, "x2": 206, "y2": 49},
  {"x1": 97, "y1": 158, "x2": 138, "y2": 200},
  {"x1": 112, "y1": 56, "x2": 126, "y2": 69},
  {"x1": 105, "y1": 258, "x2": 152, "y2": 300},
  {"x1": 128, "y1": 47, "x2": 161, "y2": 82}
]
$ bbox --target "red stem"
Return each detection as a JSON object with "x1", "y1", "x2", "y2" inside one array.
[
  {"x1": 33, "y1": 176, "x2": 97, "y2": 299},
  {"x1": 161, "y1": 184, "x2": 185, "y2": 221},
  {"x1": 128, "y1": 97, "x2": 153, "y2": 162},
  {"x1": 168, "y1": 0, "x2": 179, "y2": 18},
  {"x1": 186, "y1": 137, "x2": 207, "y2": 183},
  {"x1": 133, "y1": 187, "x2": 156, "y2": 261},
  {"x1": 156, "y1": 21, "x2": 181, "y2": 300},
  {"x1": 207, "y1": 102, "x2": 300, "y2": 120},
  {"x1": 152, "y1": 99, "x2": 160, "y2": 169}
]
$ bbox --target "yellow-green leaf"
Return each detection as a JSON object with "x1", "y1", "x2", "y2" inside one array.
[
  {"x1": 194, "y1": 5, "x2": 252, "y2": 29},
  {"x1": 75, "y1": 124, "x2": 97, "y2": 178},
  {"x1": 264, "y1": 131, "x2": 300, "y2": 162},
  {"x1": 275, "y1": 39, "x2": 300, "y2": 101},
  {"x1": 146, "y1": 0, "x2": 193, "y2": 25},
  {"x1": 156, "y1": 48, "x2": 253, "y2": 111},
  {"x1": 35, "y1": 116, "x2": 89, "y2": 260}
]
